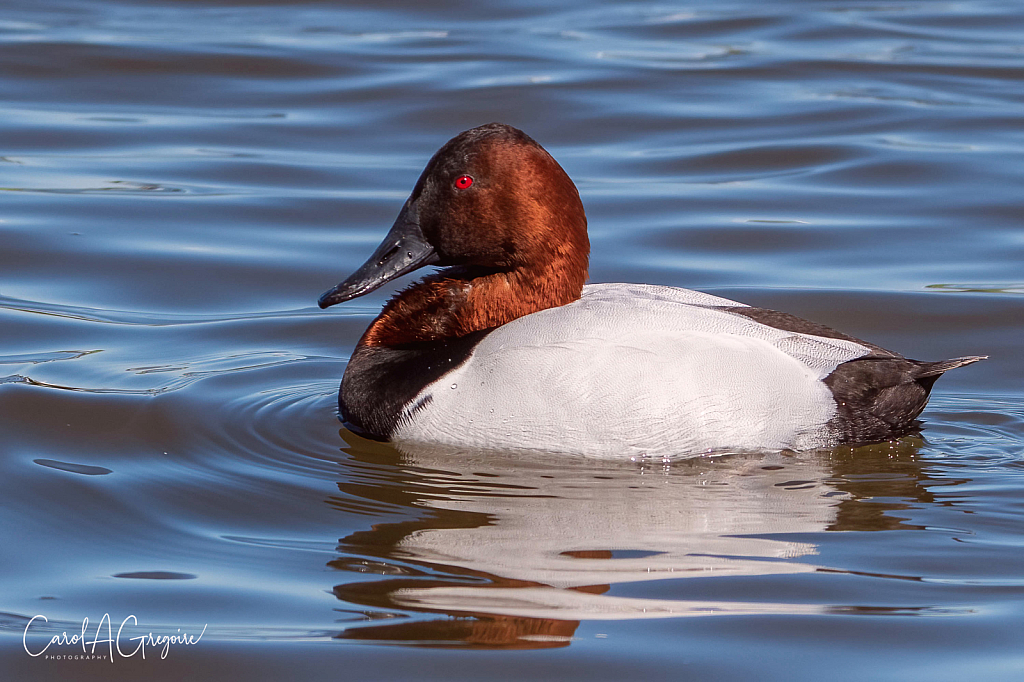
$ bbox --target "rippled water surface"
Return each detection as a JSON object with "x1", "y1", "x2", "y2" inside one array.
[{"x1": 2, "y1": 0, "x2": 1023, "y2": 679}]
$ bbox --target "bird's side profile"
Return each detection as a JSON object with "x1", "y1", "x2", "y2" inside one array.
[{"x1": 318, "y1": 123, "x2": 983, "y2": 458}]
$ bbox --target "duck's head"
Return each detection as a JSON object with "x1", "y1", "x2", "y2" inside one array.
[{"x1": 319, "y1": 123, "x2": 589, "y2": 309}]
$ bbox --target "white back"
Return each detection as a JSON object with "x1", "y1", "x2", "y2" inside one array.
[{"x1": 393, "y1": 284, "x2": 871, "y2": 457}]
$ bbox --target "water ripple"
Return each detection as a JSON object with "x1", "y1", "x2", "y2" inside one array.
[{"x1": 2, "y1": 0, "x2": 1024, "y2": 674}]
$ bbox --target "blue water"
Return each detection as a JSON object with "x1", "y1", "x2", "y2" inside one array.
[{"x1": 1, "y1": 1, "x2": 1023, "y2": 679}]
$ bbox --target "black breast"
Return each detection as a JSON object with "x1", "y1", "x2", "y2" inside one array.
[{"x1": 338, "y1": 328, "x2": 495, "y2": 439}]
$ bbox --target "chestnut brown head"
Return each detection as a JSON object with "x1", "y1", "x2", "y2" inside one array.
[{"x1": 319, "y1": 123, "x2": 589, "y2": 308}]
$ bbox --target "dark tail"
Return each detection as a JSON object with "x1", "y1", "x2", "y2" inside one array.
[
  {"x1": 912, "y1": 355, "x2": 987, "y2": 379},
  {"x1": 825, "y1": 355, "x2": 985, "y2": 443}
]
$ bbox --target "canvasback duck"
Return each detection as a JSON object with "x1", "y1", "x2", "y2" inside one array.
[{"x1": 318, "y1": 123, "x2": 983, "y2": 458}]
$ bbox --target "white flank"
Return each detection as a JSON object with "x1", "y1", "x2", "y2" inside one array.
[{"x1": 393, "y1": 283, "x2": 871, "y2": 457}]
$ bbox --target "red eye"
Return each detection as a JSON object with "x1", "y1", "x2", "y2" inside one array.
[{"x1": 454, "y1": 175, "x2": 473, "y2": 190}]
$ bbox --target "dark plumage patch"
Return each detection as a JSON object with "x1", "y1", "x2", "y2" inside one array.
[
  {"x1": 824, "y1": 355, "x2": 984, "y2": 442},
  {"x1": 339, "y1": 328, "x2": 495, "y2": 438},
  {"x1": 723, "y1": 306, "x2": 896, "y2": 356},
  {"x1": 724, "y1": 305, "x2": 984, "y2": 443}
]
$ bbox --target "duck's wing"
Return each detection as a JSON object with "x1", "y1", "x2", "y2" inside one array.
[
  {"x1": 707, "y1": 291, "x2": 985, "y2": 440},
  {"x1": 574, "y1": 284, "x2": 985, "y2": 444},
  {"x1": 576, "y1": 284, "x2": 874, "y2": 376}
]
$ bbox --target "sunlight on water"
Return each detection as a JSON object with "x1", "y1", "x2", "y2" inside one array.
[{"x1": 1, "y1": 0, "x2": 1022, "y2": 680}]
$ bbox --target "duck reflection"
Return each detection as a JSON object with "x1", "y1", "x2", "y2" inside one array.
[{"x1": 327, "y1": 432, "x2": 936, "y2": 648}]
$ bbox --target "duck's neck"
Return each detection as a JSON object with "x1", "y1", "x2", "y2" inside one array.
[{"x1": 359, "y1": 259, "x2": 587, "y2": 349}]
